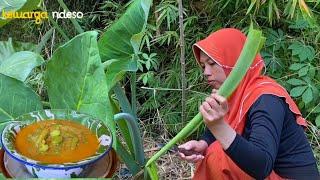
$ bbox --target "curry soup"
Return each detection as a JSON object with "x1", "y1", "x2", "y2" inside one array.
[{"x1": 15, "y1": 120, "x2": 100, "y2": 164}]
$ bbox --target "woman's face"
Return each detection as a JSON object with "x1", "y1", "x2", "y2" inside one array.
[{"x1": 199, "y1": 51, "x2": 226, "y2": 89}]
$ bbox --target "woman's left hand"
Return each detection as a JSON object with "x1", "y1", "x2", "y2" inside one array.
[{"x1": 200, "y1": 89, "x2": 229, "y2": 127}]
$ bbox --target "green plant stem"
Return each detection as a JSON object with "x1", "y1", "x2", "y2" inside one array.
[
  {"x1": 276, "y1": 65, "x2": 320, "y2": 80},
  {"x1": 141, "y1": 86, "x2": 209, "y2": 96},
  {"x1": 113, "y1": 83, "x2": 145, "y2": 166},
  {"x1": 131, "y1": 72, "x2": 137, "y2": 119},
  {"x1": 48, "y1": 15, "x2": 70, "y2": 41},
  {"x1": 114, "y1": 138, "x2": 140, "y2": 175},
  {"x1": 305, "y1": 101, "x2": 320, "y2": 119},
  {"x1": 146, "y1": 113, "x2": 202, "y2": 167},
  {"x1": 57, "y1": 0, "x2": 84, "y2": 34},
  {"x1": 36, "y1": 28, "x2": 54, "y2": 54},
  {"x1": 114, "y1": 113, "x2": 145, "y2": 166},
  {"x1": 114, "y1": 83, "x2": 133, "y2": 114},
  {"x1": 178, "y1": 0, "x2": 186, "y2": 123}
]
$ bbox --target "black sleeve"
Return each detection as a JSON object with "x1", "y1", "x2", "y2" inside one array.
[
  {"x1": 225, "y1": 94, "x2": 285, "y2": 179},
  {"x1": 199, "y1": 127, "x2": 216, "y2": 145}
]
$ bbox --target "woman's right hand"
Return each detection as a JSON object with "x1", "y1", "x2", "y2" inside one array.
[{"x1": 177, "y1": 140, "x2": 208, "y2": 163}]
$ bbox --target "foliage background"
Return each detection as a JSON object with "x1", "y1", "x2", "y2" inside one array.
[{"x1": 1, "y1": 0, "x2": 319, "y2": 173}]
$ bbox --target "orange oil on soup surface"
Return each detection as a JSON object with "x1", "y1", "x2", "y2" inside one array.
[{"x1": 15, "y1": 120, "x2": 100, "y2": 164}]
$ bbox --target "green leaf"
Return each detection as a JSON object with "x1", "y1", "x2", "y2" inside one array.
[
  {"x1": 309, "y1": 65, "x2": 316, "y2": 78},
  {"x1": 302, "y1": 87, "x2": 313, "y2": 104},
  {"x1": 150, "y1": 53, "x2": 156, "y2": 58},
  {"x1": 289, "y1": 19, "x2": 309, "y2": 30},
  {"x1": 289, "y1": 63, "x2": 306, "y2": 71},
  {"x1": 146, "y1": 60, "x2": 151, "y2": 70},
  {"x1": 137, "y1": 60, "x2": 144, "y2": 72},
  {"x1": 286, "y1": 78, "x2": 306, "y2": 86},
  {"x1": 290, "y1": 86, "x2": 308, "y2": 97},
  {"x1": 288, "y1": 41, "x2": 315, "y2": 61},
  {"x1": 143, "y1": 75, "x2": 148, "y2": 85},
  {"x1": 315, "y1": 115, "x2": 320, "y2": 128},
  {"x1": 302, "y1": 76, "x2": 312, "y2": 85},
  {"x1": 265, "y1": 28, "x2": 285, "y2": 50},
  {"x1": 98, "y1": 0, "x2": 152, "y2": 61},
  {"x1": 104, "y1": 57, "x2": 137, "y2": 91},
  {"x1": 142, "y1": 53, "x2": 149, "y2": 59},
  {"x1": 45, "y1": 31, "x2": 114, "y2": 128},
  {"x1": 261, "y1": 51, "x2": 283, "y2": 76},
  {"x1": 0, "y1": 0, "x2": 41, "y2": 27},
  {"x1": 0, "y1": 51, "x2": 44, "y2": 81},
  {"x1": 298, "y1": 66, "x2": 308, "y2": 77},
  {"x1": 0, "y1": 73, "x2": 42, "y2": 120}
]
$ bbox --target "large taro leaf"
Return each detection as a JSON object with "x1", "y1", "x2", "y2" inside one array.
[
  {"x1": 98, "y1": 0, "x2": 152, "y2": 100},
  {"x1": 45, "y1": 31, "x2": 116, "y2": 132},
  {"x1": 98, "y1": 0, "x2": 152, "y2": 61},
  {"x1": 0, "y1": 73, "x2": 42, "y2": 122},
  {"x1": 98, "y1": 0, "x2": 152, "y2": 94},
  {"x1": 0, "y1": 0, "x2": 41, "y2": 27},
  {"x1": 0, "y1": 51, "x2": 44, "y2": 81},
  {"x1": 98, "y1": 0, "x2": 152, "y2": 93}
]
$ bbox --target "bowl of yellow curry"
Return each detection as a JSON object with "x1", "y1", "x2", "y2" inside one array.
[{"x1": 0, "y1": 109, "x2": 113, "y2": 178}]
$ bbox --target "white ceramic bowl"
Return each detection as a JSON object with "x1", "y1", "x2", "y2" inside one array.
[{"x1": 1, "y1": 109, "x2": 113, "y2": 178}]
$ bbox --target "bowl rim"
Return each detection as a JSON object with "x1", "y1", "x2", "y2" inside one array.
[{"x1": 0, "y1": 109, "x2": 113, "y2": 170}]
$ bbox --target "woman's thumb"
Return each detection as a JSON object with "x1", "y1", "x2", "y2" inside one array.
[{"x1": 179, "y1": 141, "x2": 195, "y2": 150}]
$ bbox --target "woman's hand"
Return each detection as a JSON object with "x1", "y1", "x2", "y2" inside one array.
[
  {"x1": 177, "y1": 140, "x2": 208, "y2": 163},
  {"x1": 200, "y1": 89, "x2": 229, "y2": 127}
]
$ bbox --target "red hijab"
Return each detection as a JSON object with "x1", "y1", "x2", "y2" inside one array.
[{"x1": 192, "y1": 28, "x2": 307, "y2": 179}]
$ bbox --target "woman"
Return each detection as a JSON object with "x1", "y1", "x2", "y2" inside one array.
[{"x1": 178, "y1": 28, "x2": 319, "y2": 180}]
